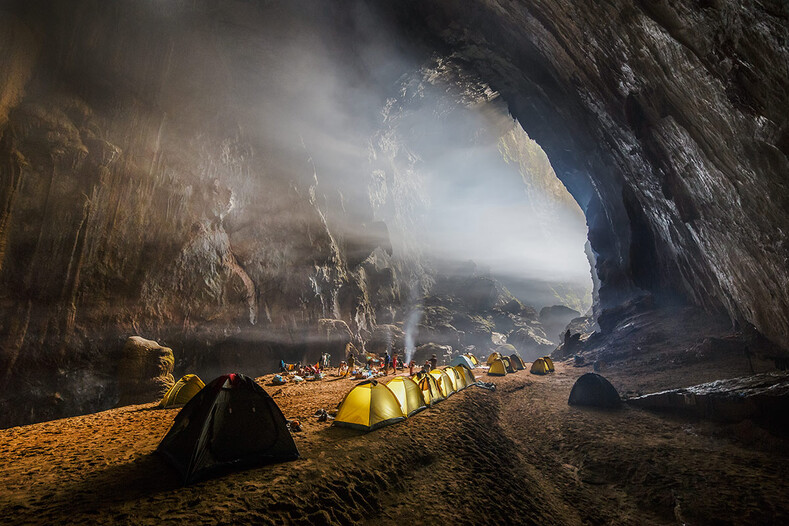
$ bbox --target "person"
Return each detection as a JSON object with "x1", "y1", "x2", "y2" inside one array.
[
  {"x1": 430, "y1": 354, "x2": 437, "y2": 370},
  {"x1": 384, "y1": 352, "x2": 391, "y2": 375},
  {"x1": 392, "y1": 353, "x2": 398, "y2": 374},
  {"x1": 409, "y1": 360, "x2": 415, "y2": 376},
  {"x1": 338, "y1": 360, "x2": 348, "y2": 377},
  {"x1": 423, "y1": 360, "x2": 430, "y2": 373},
  {"x1": 280, "y1": 359, "x2": 287, "y2": 373},
  {"x1": 348, "y1": 352, "x2": 355, "y2": 372},
  {"x1": 367, "y1": 356, "x2": 373, "y2": 370}
]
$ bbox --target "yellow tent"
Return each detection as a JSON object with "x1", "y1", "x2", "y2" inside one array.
[
  {"x1": 488, "y1": 358, "x2": 507, "y2": 376},
  {"x1": 443, "y1": 367, "x2": 460, "y2": 391},
  {"x1": 501, "y1": 357, "x2": 516, "y2": 373},
  {"x1": 466, "y1": 353, "x2": 479, "y2": 366},
  {"x1": 457, "y1": 365, "x2": 476, "y2": 386},
  {"x1": 543, "y1": 356, "x2": 555, "y2": 372},
  {"x1": 486, "y1": 352, "x2": 502, "y2": 365},
  {"x1": 530, "y1": 358, "x2": 550, "y2": 375},
  {"x1": 159, "y1": 374, "x2": 205, "y2": 408},
  {"x1": 334, "y1": 380, "x2": 406, "y2": 431},
  {"x1": 386, "y1": 377, "x2": 427, "y2": 416},
  {"x1": 451, "y1": 366, "x2": 468, "y2": 390},
  {"x1": 430, "y1": 369, "x2": 456, "y2": 397},
  {"x1": 417, "y1": 374, "x2": 445, "y2": 405}
]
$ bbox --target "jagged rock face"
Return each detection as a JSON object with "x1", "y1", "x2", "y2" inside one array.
[{"x1": 387, "y1": 0, "x2": 789, "y2": 349}]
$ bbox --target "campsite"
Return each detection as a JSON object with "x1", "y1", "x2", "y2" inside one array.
[
  {"x1": 1, "y1": 1, "x2": 788, "y2": 524},
  {"x1": 2, "y1": 355, "x2": 789, "y2": 525}
]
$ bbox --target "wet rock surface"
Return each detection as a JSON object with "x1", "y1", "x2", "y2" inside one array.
[{"x1": 627, "y1": 372, "x2": 789, "y2": 425}]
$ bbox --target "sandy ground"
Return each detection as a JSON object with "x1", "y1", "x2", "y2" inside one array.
[{"x1": 2, "y1": 362, "x2": 788, "y2": 525}]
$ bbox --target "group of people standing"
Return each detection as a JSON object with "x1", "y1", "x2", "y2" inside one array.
[{"x1": 342, "y1": 350, "x2": 439, "y2": 377}]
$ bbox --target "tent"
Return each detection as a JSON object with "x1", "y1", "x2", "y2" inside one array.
[
  {"x1": 386, "y1": 377, "x2": 427, "y2": 417},
  {"x1": 159, "y1": 374, "x2": 205, "y2": 408},
  {"x1": 457, "y1": 365, "x2": 476, "y2": 386},
  {"x1": 488, "y1": 359, "x2": 507, "y2": 376},
  {"x1": 568, "y1": 373, "x2": 620, "y2": 408},
  {"x1": 157, "y1": 373, "x2": 299, "y2": 485},
  {"x1": 466, "y1": 353, "x2": 479, "y2": 366},
  {"x1": 530, "y1": 358, "x2": 550, "y2": 375},
  {"x1": 417, "y1": 373, "x2": 444, "y2": 405},
  {"x1": 543, "y1": 356, "x2": 555, "y2": 372},
  {"x1": 451, "y1": 366, "x2": 468, "y2": 390},
  {"x1": 451, "y1": 355, "x2": 475, "y2": 370},
  {"x1": 486, "y1": 352, "x2": 502, "y2": 365},
  {"x1": 501, "y1": 357, "x2": 516, "y2": 373},
  {"x1": 334, "y1": 380, "x2": 406, "y2": 431},
  {"x1": 430, "y1": 369, "x2": 456, "y2": 397},
  {"x1": 509, "y1": 354, "x2": 526, "y2": 371},
  {"x1": 443, "y1": 367, "x2": 459, "y2": 391}
]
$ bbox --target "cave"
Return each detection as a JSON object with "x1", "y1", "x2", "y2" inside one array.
[{"x1": 1, "y1": 1, "x2": 788, "y2": 524}]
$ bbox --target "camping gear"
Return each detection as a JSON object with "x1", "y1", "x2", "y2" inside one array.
[
  {"x1": 386, "y1": 377, "x2": 427, "y2": 417},
  {"x1": 159, "y1": 374, "x2": 205, "y2": 408},
  {"x1": 157, "y1": 373, "x2": 299, "y2": 485},
  {"x1": 292, "y1": 375, "x2": 304, "y2": 382},
  {"x1": 543, "y1": 356, "x2": 555, "y2": 372},
  {"x1": 486, "y1": 352, "x2": 502, "y2": 365},
  {"x1": 456, "y1": 365, "x2": 476, "y2": 386},
  {"x1": 272, "y1": 375, "x2": 287, "y2": 385},
  {"x1": 530, "y1": 358, "x2": 550, "y2": 375},
  {"x1": 451, "y1": 355, "x2": 476, "y2": 370},
  {"x1": 451, "y1": 366, "x2": 468, "y2": 390},
  {"x1": 501, "y1": 357, "x2": 516, "y2": 373},
  {"x1": 568, "y1": 373, "x2": 621, "y2": 408},
  {"x1": 334, "y1": 380, "x2": 406, "y2": 431},
  {"x1": 429, "y1": 369, "x2": 456, "y2": 397},
  {"x1": 417, "y1": 374, "x2": 444, "y2": 405},
  {"x1": 474, "y1": 381, "x2": 496, "y2": 391},
  {"x1": 488, "y1": 359, "x2": 507, "y2": 376},
  {"x1": 509, "y1": 354, "x2": 526, "y2": 371}
]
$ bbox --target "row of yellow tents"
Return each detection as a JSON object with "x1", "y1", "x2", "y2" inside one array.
[{"x1": 334, "y1": 364, "x2": 478, "y2": 431}]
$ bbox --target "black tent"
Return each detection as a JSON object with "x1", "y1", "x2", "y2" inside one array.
[
  {"x1": 157, "y1": 373, "x2": 299, "y2": 484},
  {"x1": 568, "y1": 373, "x2": 621, "y2": 408},
  {"x1": 509, "y1": 354, "x2": 526, "y2": 370}
]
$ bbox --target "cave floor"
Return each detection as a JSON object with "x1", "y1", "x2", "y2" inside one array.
[{"x1": 1, "y1": 360, "x2": 788, "y2": 525}]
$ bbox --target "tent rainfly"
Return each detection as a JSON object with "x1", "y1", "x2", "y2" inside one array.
[
  {"x1": 159, "y1": 374, "x2": 205, "y2": 408},
  {"x1": 488, "y1": 359, "x2": 507, "y2": 376},
  {"x1": 157, "y1": 373, "x2": 299, "y2": 485},
  {"x1": 334, "y1": 380, "x2": 406, "y2": 431},
  {"x1": 386, "y1": 376, "x2": 427, "y2": 417}
]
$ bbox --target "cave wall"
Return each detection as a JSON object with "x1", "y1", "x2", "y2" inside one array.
[
  {"x1": 0, "y1": 0, "x2": 787, "y2": 425},
  {"x1": 385, "y1": 0, "x2": 789, "y2": 346},
  {"x1": 0, "y1": 1, "x2": 410, "y2": 426}
]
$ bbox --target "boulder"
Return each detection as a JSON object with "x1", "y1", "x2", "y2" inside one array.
[
  {"x1": 117, "y1": 336, "x2": 175, "y2": 406},
  {"x1": 568, "y1": 373, "x2": 621, "y2": 409}
]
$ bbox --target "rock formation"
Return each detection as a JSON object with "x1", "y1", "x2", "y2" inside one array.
[
  {"x1": 116, "y1": 336, "x2": 175, "y2": 407},
  {"x1": 0, "y1": 0, "x2": 787, "y2": 426}
]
